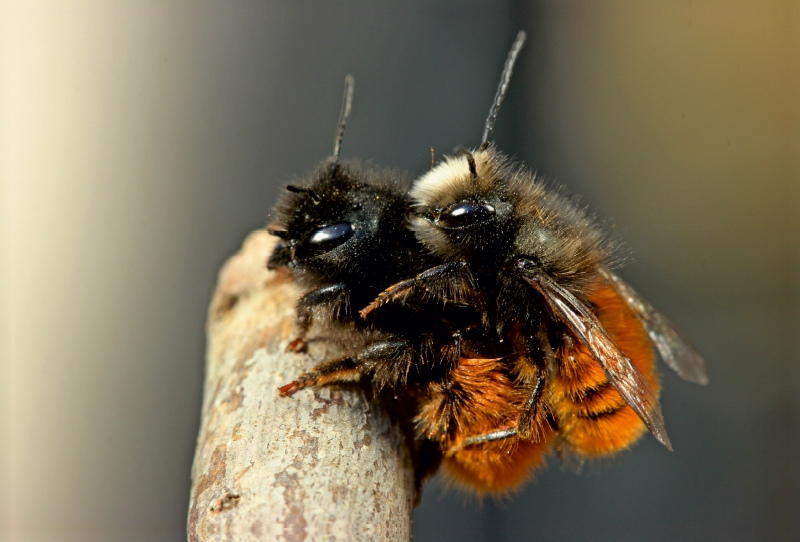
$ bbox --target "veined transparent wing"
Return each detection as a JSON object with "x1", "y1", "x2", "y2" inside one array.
[
  {"x1": 600, "y1": 268, "x2": 708, "y2": 385},
  {"x1": 523, "y1": 272, "x2": 672, "y2": 450}
]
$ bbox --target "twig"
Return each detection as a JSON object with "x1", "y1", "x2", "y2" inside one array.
[{"x1": 187, "y1": 231, "x2": 414, "y2": 541}]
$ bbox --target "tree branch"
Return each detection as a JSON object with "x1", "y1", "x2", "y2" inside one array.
[{"x1": 187, "y1": 231, "x2": 414, "y2": 541}]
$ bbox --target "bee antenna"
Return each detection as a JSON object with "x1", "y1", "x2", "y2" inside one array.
[
  {"x1": 454, "y1": 147, "x2": 478, "y2": 181},
  {"x1": 465, "y1": 152, "x2": 478, "y2": 181},
  {"x1": 332, "y1": 74, "x2": 355, "y2": 163},
  {"x1": 480, "y1": 30, "x2": 527, "y2": 150},
  {"x1": 286, "y1": 184, "x2": 321, "y2": 204}
]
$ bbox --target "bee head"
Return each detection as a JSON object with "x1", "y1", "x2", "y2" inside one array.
[
  {"x1": 409, "y1": 146, "x2": 612, "y2": 288},
  {"x1": 268, "y1": 75, "x2": 411, "y2": 283},
  {"x1": 408, "y1": 146, "x2": 518, "y2": 261},
  {"x1": 268, "y1": 161, "x2": 409, "y2": 283}
]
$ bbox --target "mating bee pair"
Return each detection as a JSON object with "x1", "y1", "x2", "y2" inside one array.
[{"x1": 267, "y1": 32, "x2": 707, "y2": 494}]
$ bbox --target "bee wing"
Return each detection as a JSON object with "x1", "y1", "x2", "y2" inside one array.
[
  {"x1": 524, "y1": 274, "x2": 672, "y2": 450},
  {"x1": 600, "y1": 268, "x2": 708, "y2": 385}
]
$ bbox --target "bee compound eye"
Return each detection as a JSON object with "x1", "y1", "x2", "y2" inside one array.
[
  {"x1": 303, "y1": 222, "x2": 354, "y2": 254},
  {"x1": 437, "y1": 202, "x2": 496, "y2": 228},
  {"x1": 309, "y1": 222, "x2": 354, "y2": 245}
]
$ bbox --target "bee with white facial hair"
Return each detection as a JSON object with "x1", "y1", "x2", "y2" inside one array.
[{"x1": 362, "y1": 31, "x2": 708, "y2": 492}]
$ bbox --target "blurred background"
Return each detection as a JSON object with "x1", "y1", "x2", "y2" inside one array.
[{"x1": 1, "y1": 1, "x2": 798, "y2": 541}]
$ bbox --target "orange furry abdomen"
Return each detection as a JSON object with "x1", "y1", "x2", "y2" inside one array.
[
  {"x1": 549, "y1": 281, "x2": 658, "y2": 456},
  {"x1": 415, "y1": 356, "x2": 554, "y2": 494},
  {"x1": 416, "y1": 280, "x2": 657, "y2": 493}
]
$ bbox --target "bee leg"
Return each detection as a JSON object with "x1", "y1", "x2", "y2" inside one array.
[
  {"x1": 515, "y1": 374, "x2": 547, "y2": 440},
  {"x1": 288, "y1": 299, "x2": 315, "y2": 353},
  {"x1": 287, "y1": 283, "x2": 350, "y2": 353},
  {"x1": 359, "y1": 261, "x2": 480, "y2": 318},
  {"x1": 285, "y1": 337, "x2": 308, "y2": 354},
  {"x1": 447, "y1": 376, "x2": 547, "y2": 451},
  {"x1": 449, "y1": 428, "x2": 519, "y2": 452},
  {"x1": 278, "y1": 356, "x2": 361, "y2": 397},
  {"x1": 279, "y1": 339, "x2": 413, "y2": 397},
  {"x1": 511, "y1": 329, "x2": 553, "y2": 439}
]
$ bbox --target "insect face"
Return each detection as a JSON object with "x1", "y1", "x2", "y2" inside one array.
[
  {"x1": 409, "y1": 149, "x2": 515, "y2": 262},
  {"x1": 411, "y1": 146, "x2": 609, "y2": 291},
  {"x1": 269, "y1": 162, "x2": 412, "y2": 287}
]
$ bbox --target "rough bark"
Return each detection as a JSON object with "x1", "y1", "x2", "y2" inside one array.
[{"x1": 187, "y1": 231, "x2": 414, "y2": 541}]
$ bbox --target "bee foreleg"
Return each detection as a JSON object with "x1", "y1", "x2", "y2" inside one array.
[
  {"x1": 359, "y1": 261, "x2": 478, "y2": 318},
  {"x1": 278, "y1": 356, "x2": 362, "y2": 397},
  {"x1": 279, "y1": 339, "x2": 414, "y2": 397},
  {"x1": 288, "y1": 283, "x2": 350, "y2": 352}
]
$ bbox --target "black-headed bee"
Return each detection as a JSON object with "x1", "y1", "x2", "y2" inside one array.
[
  {"x1": 268, "y1": 76, "x2": 488, "y2": 395},
  {"x1": 360, "y1": 31, "x2": 708, "y2": 493},
  {"x1": 267, "y1": 77, "x2": 496, "y2": 491}
]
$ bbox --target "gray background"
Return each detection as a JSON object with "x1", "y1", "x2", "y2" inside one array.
[{"x1": 1, "y1": 1, "x2": 798, "y2": 541}]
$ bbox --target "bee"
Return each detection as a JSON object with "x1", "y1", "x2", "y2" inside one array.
[
  {"x1": 267, "y1": 76, "x2": 489, "y2": 491},
  {"x1": 361, "y1": 31, "x2": 708, "y2": 493}
]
